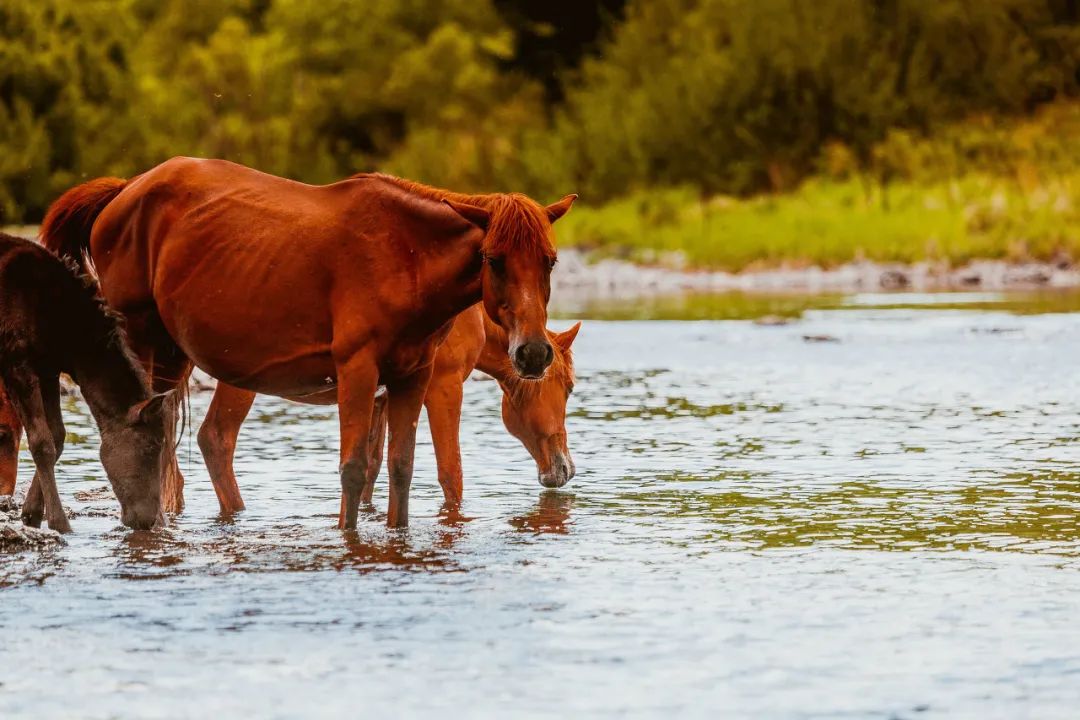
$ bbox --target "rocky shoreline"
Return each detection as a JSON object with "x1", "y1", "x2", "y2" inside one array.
[
  {"x1": 8, "y1": 225, "x2": 1078, "y2": 298},
  {"x1": 551, "y1": 249, "x2": 1080, "y2": 297}
]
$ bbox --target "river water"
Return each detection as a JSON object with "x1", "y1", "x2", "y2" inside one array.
[{"x1": 3, "y1": 291, "x2": 1080, "y2": 719}]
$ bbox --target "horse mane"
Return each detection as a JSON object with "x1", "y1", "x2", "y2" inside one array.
[
  {"x1": 355, "y1": 173, "x2": 557, "y2": 261},
  {"x1": 54, "y1": 252, "x2": 150, "y2": 389}
]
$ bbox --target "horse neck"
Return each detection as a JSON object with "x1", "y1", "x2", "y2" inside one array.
[{"x1": 70, "y1": 342, "x2": 149, "y2": 432}]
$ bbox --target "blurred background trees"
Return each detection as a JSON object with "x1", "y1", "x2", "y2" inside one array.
[{"x1": 3, "y1": 0, "x2": 1080, "y2": 223}]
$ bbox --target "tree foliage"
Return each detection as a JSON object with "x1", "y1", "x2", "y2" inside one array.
[
  {"x1": 2, "y1": 0, "x2": 1080, "y2": 222},
  {"x1": 556, "y1": 0, "x2": 1080, "y2": 199}
]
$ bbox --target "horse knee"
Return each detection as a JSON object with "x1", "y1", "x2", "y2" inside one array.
[
  {"x1": 388, "y1": 457, "x2": 413, "y2": 488},
  {"x1": 196, "y1": 423, "x2": 215, "y2": 454},
  {"x1": 341, "y1": 457, "x2": 369, "y2": 490},
  {"x1": 27, "y1": 435, "x2": 57, "y2": 468},
  {"x1": 197, "y1": 423, "x2": 231, "y2": 461}
]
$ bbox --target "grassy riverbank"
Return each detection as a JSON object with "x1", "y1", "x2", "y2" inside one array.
[{"x1": 558, "y1": 104, "x2": 1080, "y2": 272}]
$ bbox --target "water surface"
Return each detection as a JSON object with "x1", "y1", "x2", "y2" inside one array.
[{"x1": 3, "y1": 290, "x2": 1080, "y2": 718}]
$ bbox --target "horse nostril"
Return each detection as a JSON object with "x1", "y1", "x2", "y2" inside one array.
[
  {"x1": 514, "y1": 342, "x2": 552, "y2": 374},
  {"x1": 514, "y1": 345, "x2": 529, "y2": 368}
]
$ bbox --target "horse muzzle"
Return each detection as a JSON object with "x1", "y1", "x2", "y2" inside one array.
[
  {"x1": 511, "y1": 340, "x2": 554, "y2": 379},
  {"x1": 121, "y1": 502, "x2": 164, "y2": 531},
  {"x1": 538, "y1": 451, "x2": 575, "y2": 489}
]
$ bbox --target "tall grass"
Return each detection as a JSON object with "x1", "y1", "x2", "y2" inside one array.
[{"x1": 557, "y1": 104, "x2": 1080, "y2": 271}]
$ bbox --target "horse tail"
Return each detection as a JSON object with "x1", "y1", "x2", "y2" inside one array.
[{"x1": 39, "y1": 177, "x2": 127, "y2": 274}]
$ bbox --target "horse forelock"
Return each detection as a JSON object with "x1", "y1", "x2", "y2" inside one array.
[{"x1": 482, "y1": 194, "x2": 556, "y2": 262}]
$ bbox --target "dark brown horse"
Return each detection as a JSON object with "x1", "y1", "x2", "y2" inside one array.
[
  {"x1": 0, "y1": 233, "x2": 171, "y2": 532},
  {"x1": 0, "y1": 382, "x2": 20, "y2": 496},
  {"x1": 197, "y1": 304, "x2": 580, "y2": 517},
  {"x1": 42, "y1": 157, "x2": 574, "y2": 528}
]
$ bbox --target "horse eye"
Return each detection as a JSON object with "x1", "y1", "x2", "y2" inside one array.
[
  {"x1": 485, "y1": 255, "x2": 505, "y2": 273},
  {"x1": 567, "y1": 384, "x2": 574, "y2": 396},
  {"x1": 548, "y1": 257, "x2": 557, "y2": 270}
]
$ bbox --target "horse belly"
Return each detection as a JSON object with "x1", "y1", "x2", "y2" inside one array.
[{"x1": 154, "y1": 256, "x2": 339, "y2": 398}]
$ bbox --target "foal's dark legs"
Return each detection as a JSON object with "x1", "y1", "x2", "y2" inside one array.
[
  {"x1": 21, "y1": 375, "x2": 65, "y2": 528},
  {"x1": 5, "y1": 368, "x2": 70, "y2": 533}
]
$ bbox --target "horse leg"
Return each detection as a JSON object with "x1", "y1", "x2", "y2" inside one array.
[
  {"x1": 424, "y1": 373, "x2": 465, "y2": 507},
  {"x1": 359, "y1": 388, "x2": 388, "y2": 506},
  {"x1": 4, "y1": 367, "x2": 70, "y2": 533},
  {"x1": 335, "y1": 353, "x2": 380, "y2": 530},
  {"x1": 20, "y1": 377, "x2": 64, "y2": 528},
  {"x1": 385, "y1": 366, "x2": 435, "y2": 529},
  {"x1": 197, "y1": 382, "x2": 255, "y2": 514}
]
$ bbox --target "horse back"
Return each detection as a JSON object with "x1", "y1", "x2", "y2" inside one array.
[{"x1": 83, "y1": 157, "x2": 482, "y2": 393}]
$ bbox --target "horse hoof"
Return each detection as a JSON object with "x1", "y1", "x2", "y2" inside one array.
[
  {"x1": 47, "y1": 516, "x2": 71, "y2": 534},
  {"x1": 21, "y1": 511, "x2": 42, "y2": 528}
]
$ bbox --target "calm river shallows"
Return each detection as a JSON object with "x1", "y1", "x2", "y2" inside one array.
[{"x1": 3, "y1": 291, "x2": 1080, "y2": 719}]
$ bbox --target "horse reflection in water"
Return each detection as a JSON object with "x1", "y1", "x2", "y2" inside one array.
[
  {"x1": 509, "y1": 492, "x2": 574, "y2": 535},
  {"x1": 107, "y1": 492, "x2": 573, "y2": 578}
]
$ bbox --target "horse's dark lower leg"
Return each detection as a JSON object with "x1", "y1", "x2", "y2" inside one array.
[
  {"x1": 22, "y1": 473, "x2": 43, "y2": 527},
  {"x1": 22, "y1": 384, "x2": 64, "y2": 527},
  {"x1": 360, "y1": 390, "x2": 388, "y2": 506},
  {"x1": 385, "y1": 368, "x2": 433, "y2": 529},
  {"x1": 6, "y1": 368, "x2": 70, "y2": 533},
  {"x1": 335, "y1": 354, "x2": 379, "y2": 530}
]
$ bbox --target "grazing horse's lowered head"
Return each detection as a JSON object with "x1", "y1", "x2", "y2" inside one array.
[
  {"x1": 496, "y1": 322, "x2": 581, "y2": 489},
  {"x1": 99, "y1": 392, "x2": 172, "y2": 530},
  {"x1": 443, "y1": 192, "x2": 577, "y2": 379}
]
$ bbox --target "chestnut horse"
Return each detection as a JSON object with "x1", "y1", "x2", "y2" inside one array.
[
  {"x1": 42, "y1": 157, "x2": 575, "y2": 528},
  {"x1": 197, "y1": 304, "x2": 580, "y2": 515},
  {"x1": 0, "y1": 382, "x2": 20, "y2": 497},
  {"x1": 0, "y1": 233, "x2": 170, "y2": 532}
]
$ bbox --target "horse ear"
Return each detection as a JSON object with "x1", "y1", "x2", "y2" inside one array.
[
  {"x1": 128, "y1": 392, "x2": 171, "y2": 425},
  {"x1": 443, "y1": 199, "x2": 490, "y2": 231},
  {"x1": 546, "y1": 194, "x2": 577, "y2": 223},
  {"x1": 554, "y1": 321, "x2": 581, "y2": 351}
]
